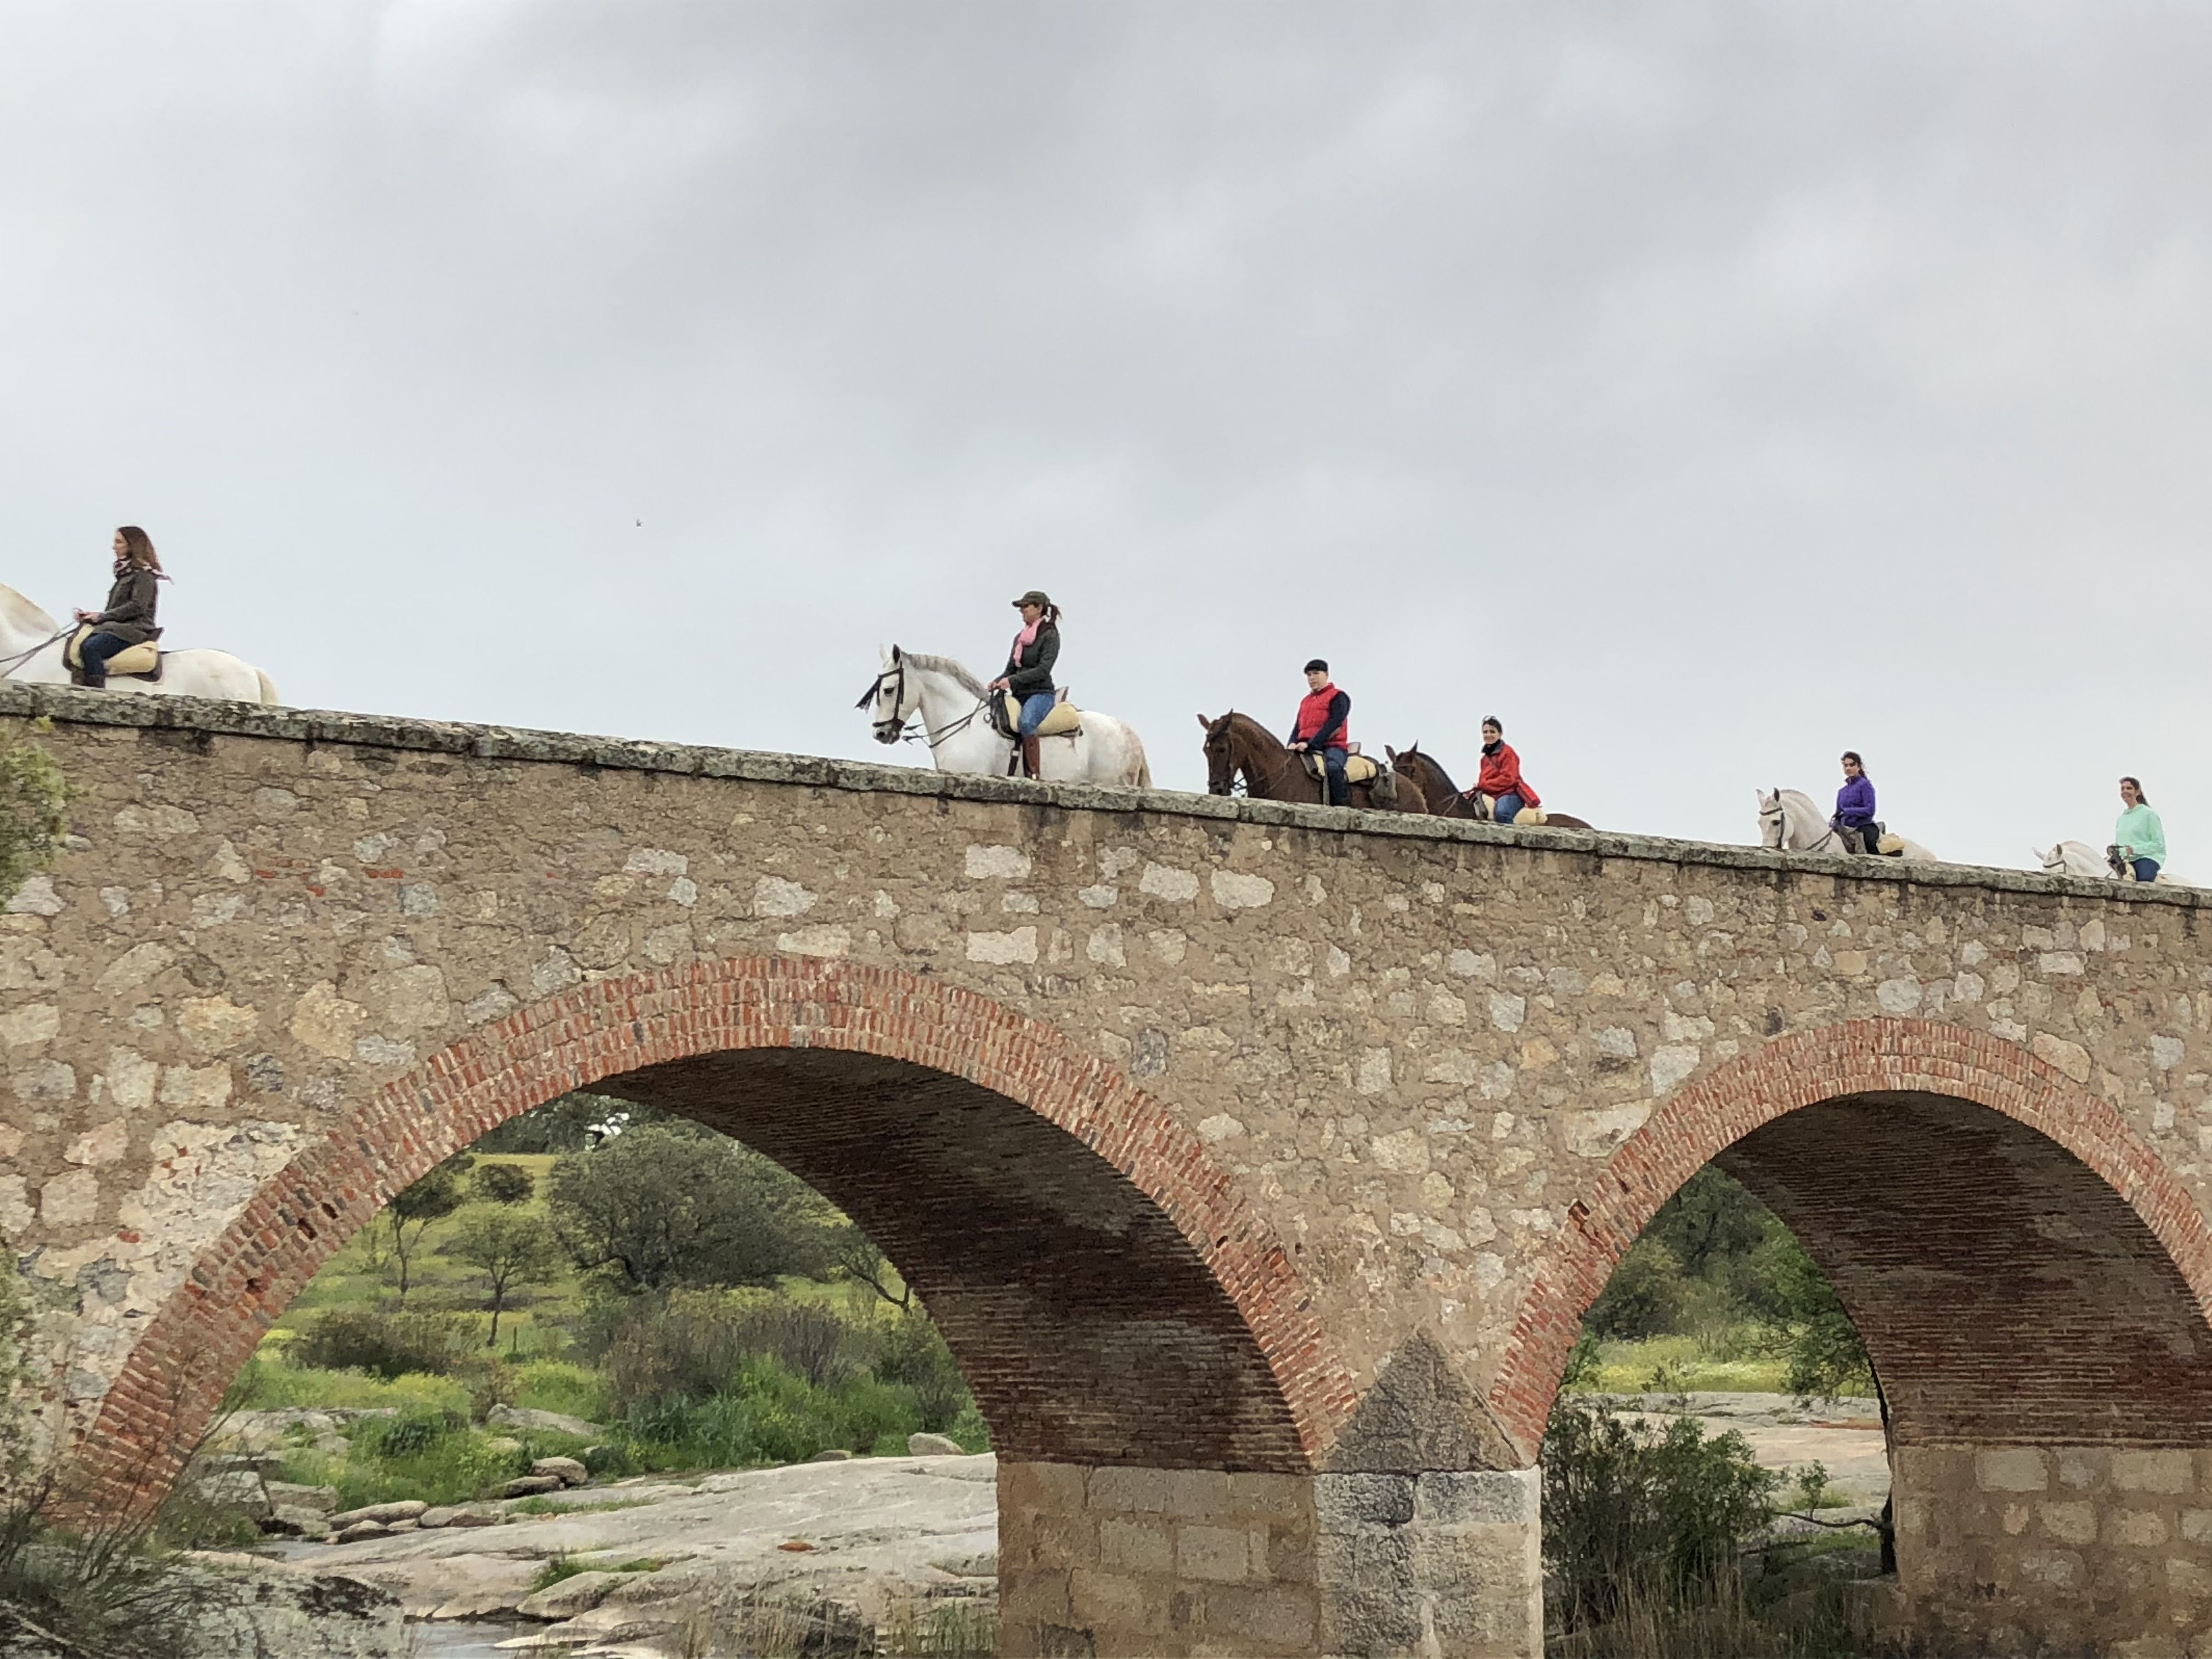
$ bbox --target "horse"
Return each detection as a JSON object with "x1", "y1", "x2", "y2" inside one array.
[
  {"x1": 1384, "y1": 743, "x2": 1594, "y2": 829},
  {"x1": 1757, "y1": 788, "x2": 1938, "y2": 862},
  {"x1": 0, "y1": 582, "x2": 279, "y2": 704},
  {"x1": 1197, "y1": 711, "x2": 1428, "y2": 813},
  {"x1": 2037, "y1": 840, "x2": 2193, "y2": 887},
  {"x1": 856, "y1": 645, "x2": 1150, "y2": 787}
]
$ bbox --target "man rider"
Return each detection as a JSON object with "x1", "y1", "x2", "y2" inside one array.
[{"x1": 1288, "y1": 659, "x2": 1351, "y2": 807}]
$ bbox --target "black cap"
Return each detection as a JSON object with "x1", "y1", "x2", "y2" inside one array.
[{"x1": 1304, "y1": 658, "x2": 1329, "y2": 674}]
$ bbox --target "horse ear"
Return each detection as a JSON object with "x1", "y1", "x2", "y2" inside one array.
[
  {"x1": 889, "y1": 644, "x2": 901, "y2": 663},
  {"x1": 1385, "y1": 746, "x2": 1398, "y2": 761},
  {"x1": 1196, "y1": 713, "x2": 1211, "y2": 729}
]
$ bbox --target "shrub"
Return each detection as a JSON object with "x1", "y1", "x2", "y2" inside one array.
[
  {"x1": 547, "y1": 1125, "x2": 841, "y2": 1293},
  {"x1": 0, "y1": 721, "x2": 69, "y2": 907},
  {"x1": 517, "y1": 1360, "x2": 610, "y2": 1424},
  {"x1": 289, "y1": 1308, "x2": 471, "y2": 1380},
  {"x1": 1543, "y1": 1398, "x2": 1778, "y2": 1634},
  {"x1": 1586, "y1": 1239, "x2": 1689, "y2": 1340},
  {"x1": 473, "y1": 1162, "x2": 537, "y2": 1205},
  {"x1": 874, "y1": 1309, "x2": 973, "y2": 1431},
  {"x1": 619, "y1": 1357, "x2": 924, "y2": 1470},
  {"x1": 354, "y1": 1404, "x2": 465, "y2": 1459},
  {"x1": 603, "y1": 1293, "x2": 871, "y2": 1414}
]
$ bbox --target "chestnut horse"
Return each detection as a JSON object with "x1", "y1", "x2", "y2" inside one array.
[
  {"x1": 1198, "y1": 712, "x2": 1429, "y2": 813},
  {"x1": 1385, "y1": 743, "x2": 1594, "y2": 830}
]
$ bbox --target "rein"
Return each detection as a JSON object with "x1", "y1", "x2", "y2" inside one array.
[
  {"x1": 857, "y1": 660, "x2": 997, "y2": 752},
  {"x1": 0, "y1": 628, "x2": 71, "y2": 680}
]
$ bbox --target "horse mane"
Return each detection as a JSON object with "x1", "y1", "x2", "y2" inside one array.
[
  {"x1": 0, "y1": 583, "x2": 57, "y2": 635},
  {"x1": 1401, "y1": 745, "x2": 1460, "y2": 794},
  {"x1": 901, "y1": 652, "x2": 988, "y2": 698}
]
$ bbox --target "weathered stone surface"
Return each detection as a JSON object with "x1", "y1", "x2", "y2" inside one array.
[
  {"x1": 531, "y1": 1454, "x2": 590, "y2": 1486},
  {"x1": 909, "y1": 1432, "x2": 966, "y2": 1457},
  {"x1": 516, "y1": 1567, "x2": 633, "y2": 1620},
  {"x1": 498, "y1": 1474, "x2": 565, "y2": 1498},
  {"x1": 15, "y1": 686, "x2": 2212, "y2": 1657},
  {"x1": 330, "y1": 1499, "x2": 426, "y2": 1529},
  {"x1": 487, "y1": 1403, "x2": 606, "y2": 1437}
]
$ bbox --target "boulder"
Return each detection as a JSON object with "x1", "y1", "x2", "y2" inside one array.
[
  {"x1": 516, "y1": 1568, "x2": 632, "y2": 1621},
  {"x1": 383, "y1": 1520, "x2": 419, "y2": 1534},
  {"x1": 193, "y1": 1471, "x2": 271, "y2": 1512},
  {"x1": 331, "y1": 1520, "x2": 392, "y2": 1544},
  {"x1": 907, "y1": 1433, "x2": 966, "y2": 1457},
  {"x1": 531, "y1": 1455, "x2": 590, "y2": 1487},
  {"x1": 175, "y1": 1555, "x2": 403, "y2": 1657},
  {"x1": 261, "y1": 1505, "x2": 332, "y2": 1539},
  {"x1": 330, "y1": 1499, "x2": 427, "y2": 1529},
  {"x1": 808, "y1": 1448, "x2": 854, "y2": 1463},
  {"x1": 266, "y1": 1480, "x2": 338, "y2": 1514},
  {"x1": 483, "y1": 1436, "x2": 524, "y2": 1455},
  {"x1": 497, "y1": 1475, "x2": 564, "y2": 1499},
  {"x1": 312, "y1": 1431, "x2": 351, "y2": 1457},
  {"x1": 487, "y1": 1404, "x2": 607, "y2": 1437}
]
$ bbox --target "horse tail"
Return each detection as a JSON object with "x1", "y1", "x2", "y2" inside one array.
[
  {"x1": 1135, "y1": 752, "x2": 1152, "y2": 789},
  {"x1": 255, "y1": 669, "x2": 281, "y2": 706}
]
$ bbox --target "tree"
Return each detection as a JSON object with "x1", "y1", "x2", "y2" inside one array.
[
  {"x1": 830, "y1": 1228, "x2": 910, "y2": 1311},
  {"x1": 384, "y1": 1155, "x2": 473, "y2": 1304},
  {"x1": 0, "y1": 721, "x2": 69, "y2": 907},
  {"x1": 439, "y1": 1207, "x2": 562, "y2": 1346},
  {"x1": 472, "y1": 1163, "x2": 535, "y2": 1205},
  {"x1": 546, "y1": 1124, "x2": 837, "y2": 1293}
]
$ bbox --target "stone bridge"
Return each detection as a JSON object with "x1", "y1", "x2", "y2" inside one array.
[{"x1": 4, "y1": 684, "x2": 2212, "y2": 1657}]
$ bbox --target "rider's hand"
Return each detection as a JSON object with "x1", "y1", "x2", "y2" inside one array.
[{"x1": 1288, "y1": 741, "x2": 1305, "y2": 752}]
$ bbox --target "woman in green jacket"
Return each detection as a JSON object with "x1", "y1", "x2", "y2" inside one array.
[
  {"x1": 2114, "y1": 777, "x2": 2166, "y2": 883},
  {"x1": 71, "y1": 527, "x2": 165, "y2": 688}
]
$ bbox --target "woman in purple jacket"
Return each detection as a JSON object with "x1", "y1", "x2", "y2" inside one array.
[{"x1": 1831, "y1": 752, "x2": 1881, "y2": 854}]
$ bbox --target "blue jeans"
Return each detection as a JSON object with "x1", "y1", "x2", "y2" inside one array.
[
  {"x1": 77, "y1": 631, "x2": 133, "y2": 685},
  {"x1": 1492, "y1": 792, "x2": 1525, "y2": 825},
  {"x1": 2135, "y1": 857, "x2": 2161, "y2": 884},
  {"x1": 1016, "y1": 692, "x2": 1056, "y2": 737},
  {"x1": 1317, "y1": 745, "x2": 1348, "y2": 806}
]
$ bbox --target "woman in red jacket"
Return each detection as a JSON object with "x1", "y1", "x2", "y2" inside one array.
[{"x1": 1468, "y1": 716, "x2": 1541, "y2": 823}]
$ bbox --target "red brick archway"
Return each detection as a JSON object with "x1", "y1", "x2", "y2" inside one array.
[
  {"x1": 1489, "y1": 1017, "x2": 2212, "y2": 1459},
  {"x1": 78, "y1": 956, "x2": 1358, "y2": 1509}
]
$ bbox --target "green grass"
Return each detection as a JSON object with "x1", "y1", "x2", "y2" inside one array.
[
  {"x1": 529, "y1": 1554, "x2": 661, "y2": 1592},
  {"x1": 230, "y1": 1355, "x2": 473, "y2": 1414},
  {"x1": 1566, "y1": 1334, "x2": 1794, "y2": 1396},
  {"x1": 513, "y1": 1358, "x2": 610, "y2": 1422}
]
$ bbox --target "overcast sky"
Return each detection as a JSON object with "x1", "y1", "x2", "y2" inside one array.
[{"x1": 3, "y1": 3, "x2": 2208, "y2": 871}]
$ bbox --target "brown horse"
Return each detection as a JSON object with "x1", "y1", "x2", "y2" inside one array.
[
  {"x1": 1385, "y1": 743, "x2": 1594, "y2": 830},
  {"x1": 1198, "y1": 712, "x2": 1430, "y2": 813}
]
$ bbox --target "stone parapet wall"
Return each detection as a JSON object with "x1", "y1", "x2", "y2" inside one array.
[{"x1": 1315, "y1": 1469, "x2": 1540, "y2": 1658}]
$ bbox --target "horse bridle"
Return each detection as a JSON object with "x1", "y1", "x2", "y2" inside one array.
[
  {"x1": 854, "y1": 659, "x2": 995, "y2": 752},
  {"x1": 1761, "y1": 798, "x2": 1839, "y2": 854}
]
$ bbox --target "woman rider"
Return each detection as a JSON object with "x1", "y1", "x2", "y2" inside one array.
[
  {"x1": 1831, "y1": 751, "x2": 1880, "y2": 854},
  {"x1": 2114, "y1": 777, "x2": 2166, "y2": 883},
  {"x1": 71, "y1": 527, "x2": 165, "y2": 688},
  {"x1": 988, "y1": 589, "x2": 1060, "y2": 778},
  {"x1": 1469, "y1": 716, "x2": 1539, "y2": 823}
]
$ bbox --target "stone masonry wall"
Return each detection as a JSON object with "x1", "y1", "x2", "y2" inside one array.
[{"x1": 8, "y1": 685, "x2": 2212, "y2": 1651}]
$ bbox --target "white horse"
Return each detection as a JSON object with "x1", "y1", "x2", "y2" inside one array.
[
  {"x1": 0, "y1": 582, "x2": 278, "y2": 704},
  {"x1": 1757, "y1": 788, "x2": 1939, "y2": 861},
  {"x1": 2036, "y1": 840, "x2": 2193, "y2": 887},
  {"x1": 857, "y1": 645, "x2": 1150, "y2": 787}
]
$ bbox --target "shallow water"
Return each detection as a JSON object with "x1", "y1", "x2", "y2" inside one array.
[{"x1": 407, "y1": 1620, "x2": 533, "y2": 1657}]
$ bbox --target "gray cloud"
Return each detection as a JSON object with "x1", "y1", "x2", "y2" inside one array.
[{"x1": 4, "y1": 3, "x2": 2210, "y2": 870}]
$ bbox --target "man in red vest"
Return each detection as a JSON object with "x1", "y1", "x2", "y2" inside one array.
[
  {"x1": 1288, "y1": 658, "x2": 1352, "y2": 806},
  {"x1": 1468, "y1": 715, "x2": 1541, "y2": 822}
]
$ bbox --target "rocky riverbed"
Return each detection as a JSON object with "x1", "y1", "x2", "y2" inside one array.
[{"x1": 201, "y1": 1395, "x2": 1886, "y2": 1656}]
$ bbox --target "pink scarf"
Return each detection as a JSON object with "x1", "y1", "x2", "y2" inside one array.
[{"x1": 1010, "y1": 618, "x2": 1041, "y2": 662}]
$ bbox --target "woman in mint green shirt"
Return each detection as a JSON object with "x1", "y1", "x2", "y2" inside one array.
[{"x1": 2114, "y1": 777, "x2": 2166, "y2": 883}]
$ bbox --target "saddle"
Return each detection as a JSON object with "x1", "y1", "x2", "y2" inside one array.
[
  {"x1": 993, "y1": 690, "x2": 1082, "y2": 740},
  {"x1": 64, "y1": 625, "x2": 162, "y2": 681},
  {"x1": 1465, "y1": 791, "x2": 1550, "y2": 827},
  {"x1": 1301, "y1": 748, "x2": 1380, "y2": 786}
]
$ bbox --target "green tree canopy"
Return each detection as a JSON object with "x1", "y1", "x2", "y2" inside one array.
[
  {"x1": 546, "y1": 1124, "x2": 839, "y2": 1293},
  {"x1": 439, "y1": 1206, "x2": 562, "y2": 1345}
]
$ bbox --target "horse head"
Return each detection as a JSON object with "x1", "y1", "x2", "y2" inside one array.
[
  {"x1": 857, "y1": 644, "x2": 913, "y2": 743},
  {"x1": 1756, "y1": 788, "x2": 1787, "y2": 850},
  {"x1": 1199, "y1": 711, "x2": 1239, "y2": 796}
]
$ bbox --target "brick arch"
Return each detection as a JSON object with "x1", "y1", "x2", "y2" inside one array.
[
  {"x1": 1488, "y1": 1017, "x2": 2212, "y2": 1459},
  {"x1": 77, "y1": 956, "x2": 1358, "y2": 1509}
]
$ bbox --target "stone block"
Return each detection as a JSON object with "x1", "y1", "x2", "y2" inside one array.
[
  {"x1": 1976, "y1": 1448, "x2": 2050, "y2": 1492},
  {"x1": 1225, "y1": 1470, "x2": 1311, "y2": 1521},
  {"x1": 1098, "y1": 1517, "x2": 1173, "y2": 1577},
  {"x1": 2170, "y1": 1558, "x2": 2212, "y2": 1600},
  {"x1": 1001, "y1": 1458, "x2": 1087, "y2": 1515},
  {"x1": 1069, "y1": 1567, "x2": 1164, "y2": 1637},
  {"x1": 1314, "y1": 1472, "x2": 1414, "y2": 1528},
  {"x1": 1413, "y1": 1469, "x2": 1537, "y2": 1526},
  {"x1": 2039, "y1": 1500, "x2": 2099, "y2": 1545},
  {"x1": 2115, "y1": 1451, "x2": 2196, "y2": 1494},
  {"x1": 2183, "y1": 1509, "x2": 2212, "y2": 1545},
  {"x1": 1265, "y1": 1521, "x2": 1318, "y2": 1584},
  {"x1": 1088, "y1": 1464, "x2": 1173, "y2": 1515},
  {"x1": 998, "y1": 1568, "x2": 1071, "y2": 1627},
  {"x1": 2116, "y1": 1509, "x2": 2172, "y2": 1548},
  {"x1": 2060, "y1": 1448, "x2": 2111, "y2": 1490},
  {"x1": 1176, "y1": 1523, "x2": 1256, "y2": 1583},
  {"x1": 1195, "y1": 1582, "x2": 1320, "y2": 1652}
]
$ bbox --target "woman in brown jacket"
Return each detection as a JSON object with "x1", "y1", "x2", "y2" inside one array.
[{"x1": 72, "y1": 527, "x2": 165, "y2": 687}]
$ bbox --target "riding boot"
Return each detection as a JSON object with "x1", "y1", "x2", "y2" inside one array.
[{"x1": 1020, "y1": 737, "x2": 1043, "y2": 780}]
